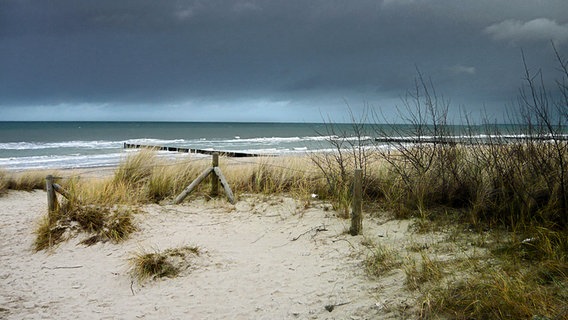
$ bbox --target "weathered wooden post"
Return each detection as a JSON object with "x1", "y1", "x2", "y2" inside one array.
[
  {"x1": 350, "y1": 168, "x2": 363, "y2": 236},
  {"x1": 46, "y1": 175, "x2": 57, "y2": 218},
  {"x1": 210, "y1": 152, "x2": 219, "y2": 197}
]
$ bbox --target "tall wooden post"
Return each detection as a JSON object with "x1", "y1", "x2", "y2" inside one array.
[
  {"x1": 46, "y1": 175, "x2": 57, "y2": 220},
  {"x1": 350, "y1": 168, "x2": 363, "y2": 236},
  {"x1": 210, "y1": 153, "x2": 219, "y2": 197}
]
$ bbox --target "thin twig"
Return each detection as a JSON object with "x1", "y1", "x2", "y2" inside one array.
[
  {"x1": 332, "y1": 238, "x2": 356, "y2": 250},
  {"x1": 325, "y1": 301, "x2": 351, "y2": 312},
  {"x1": 251, "y1": 232, "x2": 267, "y2": 244},
  {"x1": 292, "y1": 224, "x2": 327, "y2": 241},
  {"x1": 42, "y1": 265, "x2": 83, "y2": 270}
]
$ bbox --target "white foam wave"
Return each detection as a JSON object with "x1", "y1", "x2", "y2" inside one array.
[{"x1": 0, "y1": 141, "x2": 122, "y2": 150}]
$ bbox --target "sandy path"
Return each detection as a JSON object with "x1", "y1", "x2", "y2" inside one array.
[{"x1": 0, "y1": 191, "x2": 416, "y2": 319}]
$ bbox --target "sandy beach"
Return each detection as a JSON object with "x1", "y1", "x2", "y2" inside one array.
[{"x1": 0, "y1": 187, "x2": 424, "y2": 320}]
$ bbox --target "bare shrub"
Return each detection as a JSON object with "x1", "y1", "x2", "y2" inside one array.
[{"x1": 310, "y1": 107, "x2": 378, "y2": 213}]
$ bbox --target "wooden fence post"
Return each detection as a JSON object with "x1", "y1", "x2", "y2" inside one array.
[
  {"x1": 210, "y1": 152, "x2": 219, "y2": 197},
  {"x1": 46, "y1": 175, "x2": 57, "y2": 218},
  {"x1": 350, "y1": 168, "x2": 363, "y2": 236}
]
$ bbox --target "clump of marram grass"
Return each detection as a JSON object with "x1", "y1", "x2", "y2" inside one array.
[
  {"x1": 34, "y1": 198, "x2": 138, "y2": 251},
  {"x1": 6, "y1": 170, "x2": 55, "y2": 191},
  {"x1": 129, "y1": 245, "x2": 201, "y2": 282},
  {"x1": 113, "y1": 150, "x2": 156, "y2": 187}
]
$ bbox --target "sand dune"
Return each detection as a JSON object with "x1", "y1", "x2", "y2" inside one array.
[{"x1": 0, "y1": 190, "x2": 420, "y2": 319}]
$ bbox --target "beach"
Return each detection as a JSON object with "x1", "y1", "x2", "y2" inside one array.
[
  {"x1": 0, "y1": 183, "x2": 425, "y2": 319},
  {"x1": 3, "y1": 122, "x2": 566, "y2": 319}
]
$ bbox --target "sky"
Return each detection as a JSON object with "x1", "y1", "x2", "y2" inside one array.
[{"x1": 1, "y1": 0, "x2": 568, "y2": 123}]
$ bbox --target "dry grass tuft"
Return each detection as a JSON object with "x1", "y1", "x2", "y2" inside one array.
[
  {"x1": 129, "y1": 245, "x2": 201, "y2": 282},
  {"x1": 34, "y1": 198, "x2": 138, "y2": 251}
]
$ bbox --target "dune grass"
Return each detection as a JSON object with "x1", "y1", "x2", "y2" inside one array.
[{"x1": 0, "y1": 169, "x2": 56, "y2": 194}]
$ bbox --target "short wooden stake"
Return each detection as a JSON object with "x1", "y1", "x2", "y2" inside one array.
[
  {"x1": 210, "y1": 153, "x2": 219, "y2": 197},
  {"x1": 46, "y1": 175, "x2": 57, "y2": 218},
  {"x1": 350, "y1": 168, "x2": 363, "y2": 236}
]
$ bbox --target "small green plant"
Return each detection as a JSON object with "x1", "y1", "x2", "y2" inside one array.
[{"x1": 129, "y1": 245, "x2": 201, "y2": 282}]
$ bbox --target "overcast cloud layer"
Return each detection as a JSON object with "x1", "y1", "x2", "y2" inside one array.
[{"x1": 1, "y1": 0, "x2": 567, "y2": 122}]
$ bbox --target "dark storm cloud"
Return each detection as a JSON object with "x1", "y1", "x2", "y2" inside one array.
[{"x1": 1, "y1": 0, "x2": 568, "y2": 121}]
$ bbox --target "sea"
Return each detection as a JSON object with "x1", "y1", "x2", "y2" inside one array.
[
  {"x1": 0, "y1": 122, "x2": 372, "y2": 171},
  {"x1": 1, "y1": 121, "x2": 561, "y2": 171}
]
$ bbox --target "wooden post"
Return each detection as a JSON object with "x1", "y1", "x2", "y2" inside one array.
[
  {"x1": 46, "y1": 175, "x2": 57, "y2": 217},
  {"x1": 213, "y1": 167, "x2": 235, "y2": 204},
  {"x1": 172, "y1": 167, "x2": 214, "y2": 204},
  {"x1": 350, "y1": 168, "x2": 363, "y2": 236},
  {"x1": 210, "y1": 153, "x2": 219, "y2": 197}
]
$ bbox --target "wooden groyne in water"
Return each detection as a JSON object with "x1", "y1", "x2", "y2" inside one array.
[
  {"x1": 123, "y1": 143, "x2": 268, "y2": 158},
  {"x1": 374, "y1": 134, "x2": 568, "y2": 145}
]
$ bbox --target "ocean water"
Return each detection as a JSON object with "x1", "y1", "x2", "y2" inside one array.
[
  {"x1": 0, "y1": 122, "x2": 370, "y2": 171},
  {"x1": 1, "y1": 121, "x2": 562, "y2": 171}
]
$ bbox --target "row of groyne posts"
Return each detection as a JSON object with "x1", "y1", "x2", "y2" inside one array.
[{"x1": 45, "y1": 152, "x2": 364, "y2": 236}]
